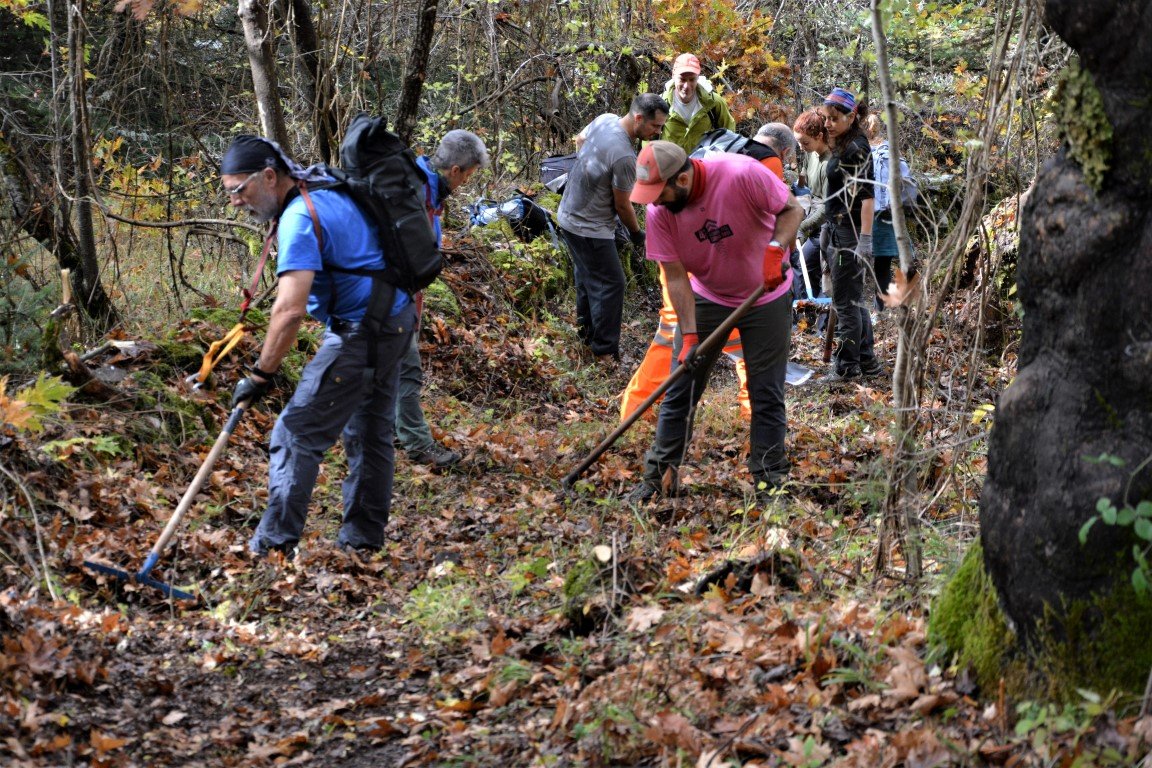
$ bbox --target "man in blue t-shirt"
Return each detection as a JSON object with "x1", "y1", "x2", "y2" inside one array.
[
  {"x1": 222, "y1": 135, "x2": 416, "y2": 557},
  {"x1": 399, "y1": 131, "x2": 489, "y2": 470}
]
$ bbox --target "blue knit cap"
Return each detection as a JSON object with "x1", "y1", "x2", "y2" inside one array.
[{"x1": 824, "y1": 87, "x2": 857, "y2": 114}]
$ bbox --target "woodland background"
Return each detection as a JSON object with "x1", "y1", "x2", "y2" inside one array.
[{"x1": 3, "y1": 0, "x2": 1152, "y2": 765}]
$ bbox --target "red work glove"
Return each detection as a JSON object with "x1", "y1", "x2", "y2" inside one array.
[
  {"x1": 677, "y1": 332, "x2": 699, "y2": 367},
  {"x1": 762, "y1": 240, "x2": 788, "y2": 291}
]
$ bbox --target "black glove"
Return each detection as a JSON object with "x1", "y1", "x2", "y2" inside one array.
[
  {"x1": 629, "y1": 229, "x2": 646, "y2": 248},
  {"x1": 231, "y1": 375, "x2": 273, "y2": 409}
]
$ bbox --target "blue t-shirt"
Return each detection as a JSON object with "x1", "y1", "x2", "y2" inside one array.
[
  {"x1": 276, "y1": 188, "x2": 409, "y2": 323},
  {"x1": 416, "y1": 155, "x2": 444, "y2": 246}
]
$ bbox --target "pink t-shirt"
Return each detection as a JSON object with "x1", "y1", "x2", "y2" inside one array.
[{"x1": 646, "y1": 153, "x2": 793, "y2": 308}]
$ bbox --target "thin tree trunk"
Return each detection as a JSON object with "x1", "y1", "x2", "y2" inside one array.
[
  {"x1": 239, "y1": 0, "x2": 289, "y2": 149},
  {"x1": 869, "y1": 0, "x2": 922, "y2": 580},
  {"x1": 394, "y1": 0, "x2": 440, "y2": 145},
  {"x1": 286, "y1": 0, "x2": 338, "y2": 164},
  {"x1": 56, "y1": 0, "x2": 118, "y2": 331}
]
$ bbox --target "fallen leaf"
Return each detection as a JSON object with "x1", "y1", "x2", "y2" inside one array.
[
  {"x1": 161, "y1": 710, "x2": 187, "y2": 726},
  {"x1": 625, "y1": 606, "x2": 666, "y2": 633},
  {"x1": 89, "y1": 729, "x2": 130, "y2": 755}
]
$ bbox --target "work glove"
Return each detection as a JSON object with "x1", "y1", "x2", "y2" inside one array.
[
  {"x1": 855, "y1": 233, "x2": 873, "y2": 261},
  {"x1": 677, "y1": 331, "x2": 699, "y2": 369},
  {"x1": 762, "y1": 240, "x2": 788, "y2": 292},
  {"x1": 629, "y1": 229, "x2": 646, "y2": 248},
  {"x1": 231, "y1": 374, "x2": 273, "y2": 409}
]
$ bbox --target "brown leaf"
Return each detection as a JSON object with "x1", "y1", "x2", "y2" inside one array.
[
  {"x1": 625, "y1": 606, "x2": 666, "y2": 633},
  {"x1": 488, "y1": 680, "x2": 520, "y2": 708},
  {"x1": 643, "y1": 711, "x2": 712, "y2": 754},
  {"x1": 883, "y1": 645, "x2": 927, "y2": 703},
  {"x1": 362, "y1": 717, "x2": 403, "y2": 740},
  {"x1": 89, "y1": 729, "x2": 131, "y2": 755}
]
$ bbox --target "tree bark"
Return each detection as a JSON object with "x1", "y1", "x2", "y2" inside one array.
[
  {"x1": 981, "y1": 0, "x2": 1152, "y2": 654},
  {"x1": 43, "y1": 0, "x2": 118, "y2": 331},
  {"x1": 239, "y1": 0, "x2": 289, "y2": 149},
  {"x1": 394, "y1": 0, "x2": 440, "y2": 145},
  {"x1": 283, "y1": 0, "x2": 338, "y2": 164},
  {"x1": 868, "y1": 0, "x2": 921, "y2": 580}
]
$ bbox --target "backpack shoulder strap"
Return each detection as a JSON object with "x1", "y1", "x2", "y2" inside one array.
[{"x1": 296, "y1": 182, "x2": 324, "y2": 253}]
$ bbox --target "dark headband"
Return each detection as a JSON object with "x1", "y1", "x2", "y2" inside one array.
[{"x1": 220, "y1": 135, "x2": 285, "y2": 175}]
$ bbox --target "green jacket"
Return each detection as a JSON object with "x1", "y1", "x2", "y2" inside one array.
[{"x1": 660, "y1": 78, "x2": 737, "y2": 153}]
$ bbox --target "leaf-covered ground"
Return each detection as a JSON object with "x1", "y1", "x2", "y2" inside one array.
[{"x1": 2, "y1": 242, "x2": 1150, "y2": 767}]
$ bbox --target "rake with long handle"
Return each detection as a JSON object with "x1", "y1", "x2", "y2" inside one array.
[
  {"x1": 83, "y1": 401, "x2": 249, "y2": 600},
  {"x1": 561, "y1": 287, "x2": 766, "y2": 491}
]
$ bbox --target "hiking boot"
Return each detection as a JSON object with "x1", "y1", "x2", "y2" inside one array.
[
  {"x1": 339, "y1": 542, "x2": 381, "y2": 564},
  {"x1": 625, "y1": 481, "x2": 660, "y2": 504},
  {"x1": 860, "y1": 360, "x2": 886, "y2": 377},
  {"x1": 753, "y1": 474, "x2": 788, "y2": 503},
  {"x1": 250, "y1": 541, "x2": 298, "y2": 561},
  {"x1": 820, "y1": 366, "x2": 862, "y2": 385},
  {"x1": 408, "y1": 443, "x2": 461, "y2": 470}
]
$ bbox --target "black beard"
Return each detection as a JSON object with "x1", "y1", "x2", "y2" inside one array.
[{"x1": 662, "y1": 184, "x2": 691, "y2": 214}]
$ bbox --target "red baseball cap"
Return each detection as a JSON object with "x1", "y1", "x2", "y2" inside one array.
[
  {"x1": 672, "y1": 53, "x2": 702, "y2": 77},
  {"x1": 630, "y1": 141, "x2": 688, "y2": 205}
]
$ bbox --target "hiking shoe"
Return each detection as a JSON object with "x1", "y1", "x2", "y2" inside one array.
[
  {"x1": 625, "y1": 481, "x2": 660, "y2": 504},
  {"x1": 820, "y1": 366, "x2": 862, "y2": 385},
  {"x1": 753, "y1": 475, "x2": 788, "y2": 503},
  {"x1": 339, "y1": 542, "x2": 381, "y2": 564},
  {"x1": 408, "y1": 443, "x2": 461, "y2": 470},
  {"x1": 860, "y1": 360, "x2": 885, "y2": 377}
]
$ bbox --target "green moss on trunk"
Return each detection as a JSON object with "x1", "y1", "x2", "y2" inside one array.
[
  {"x1": 929, "y1": 542, "x2": 1020, "y2": 690},
  {"x1": 932, "y1": 542, "x2": 1152, "y2": 701},
  {"x1": 1034, "y1": 585, "x2": 1152, "y2": 699}
]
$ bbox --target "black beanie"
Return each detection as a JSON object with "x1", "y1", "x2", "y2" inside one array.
[{"x1": 220, "y1": 135, "x2": 284, "y2": 175}]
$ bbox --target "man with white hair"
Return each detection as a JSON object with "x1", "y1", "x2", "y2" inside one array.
[{"x1": 396, "y1": 130, "x2": 489, "y2": 470}]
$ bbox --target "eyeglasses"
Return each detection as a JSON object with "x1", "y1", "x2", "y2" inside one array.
[{"x1": 225, "y1": 170, "x2": 262, "y2": 198}]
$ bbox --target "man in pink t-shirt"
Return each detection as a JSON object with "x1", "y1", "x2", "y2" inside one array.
[{"x1": 625, "y1": 141, "x2": 803, "y2": 503}]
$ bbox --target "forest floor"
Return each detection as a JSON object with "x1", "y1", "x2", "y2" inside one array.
[{"x1": 2, "y1": 239, "x2": 1150, "y2": 767}]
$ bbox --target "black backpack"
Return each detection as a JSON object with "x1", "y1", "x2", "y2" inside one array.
[
  {"x1": 691, "y1": 128, "x2": 751, "y2": 156},
  {"x1": 690, "y1": 128, "x2": 779, "y2": 166},
  {"x1": 325, "y1": 114, "x2": 441, "y2": 319}
]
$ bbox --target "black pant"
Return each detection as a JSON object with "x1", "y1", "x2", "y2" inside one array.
[
  {"x1": 643, "y1": 293, "x2": 792, "y2": 488},
  {"x1": 560, "y1": 228, "x2": 625, "y2": 357},
  {"x1": 827, "y1": 220, "x2": 876, "y2": 373}
]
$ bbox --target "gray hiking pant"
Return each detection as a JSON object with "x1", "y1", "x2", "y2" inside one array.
[{"x1": 250, "y1": 301, "x2": 417, "y2": 554}]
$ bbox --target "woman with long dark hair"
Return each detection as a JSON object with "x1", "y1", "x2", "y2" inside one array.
[{"x1": 820, "y1": 87, "x2": 881, "y2": 380}]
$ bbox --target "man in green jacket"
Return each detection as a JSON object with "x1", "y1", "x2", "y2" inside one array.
[{"x1": 661, "y1": 53, "x2": 737, "y2": 153}]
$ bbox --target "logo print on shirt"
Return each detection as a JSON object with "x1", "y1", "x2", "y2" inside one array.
[{"x1": 695, "y1": 219, "x2": 733, "y2": 244}]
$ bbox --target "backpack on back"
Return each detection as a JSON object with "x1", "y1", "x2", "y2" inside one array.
[
  {"x1": 872, "y1": 146, "x2": 919, "y2": 210},
  {"x1": 690, "y1": 128, "x2": 753, "y2": 158},
  {"x1": 326, "y1": 113, "x2": 442, "y2": 309}
]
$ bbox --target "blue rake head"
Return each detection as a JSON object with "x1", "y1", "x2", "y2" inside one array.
[{"x1": 83, "y1": 560, "x2": 197, "y2": 601}]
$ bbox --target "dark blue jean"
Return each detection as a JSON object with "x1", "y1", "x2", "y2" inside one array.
[
  {"x1": 560, "y1": 228, "x2": 625, "y2": 357},
  {"x1": 642, "y1": 292, "x2": 792, "y2": 488},
  {"x1": 250, "y1": 301, "x2": 417, "y2": 554}
]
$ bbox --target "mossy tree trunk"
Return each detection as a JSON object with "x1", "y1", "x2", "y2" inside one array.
[{"x1": 979, "y1": 0, "x2": 1152, "y2": 691}]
